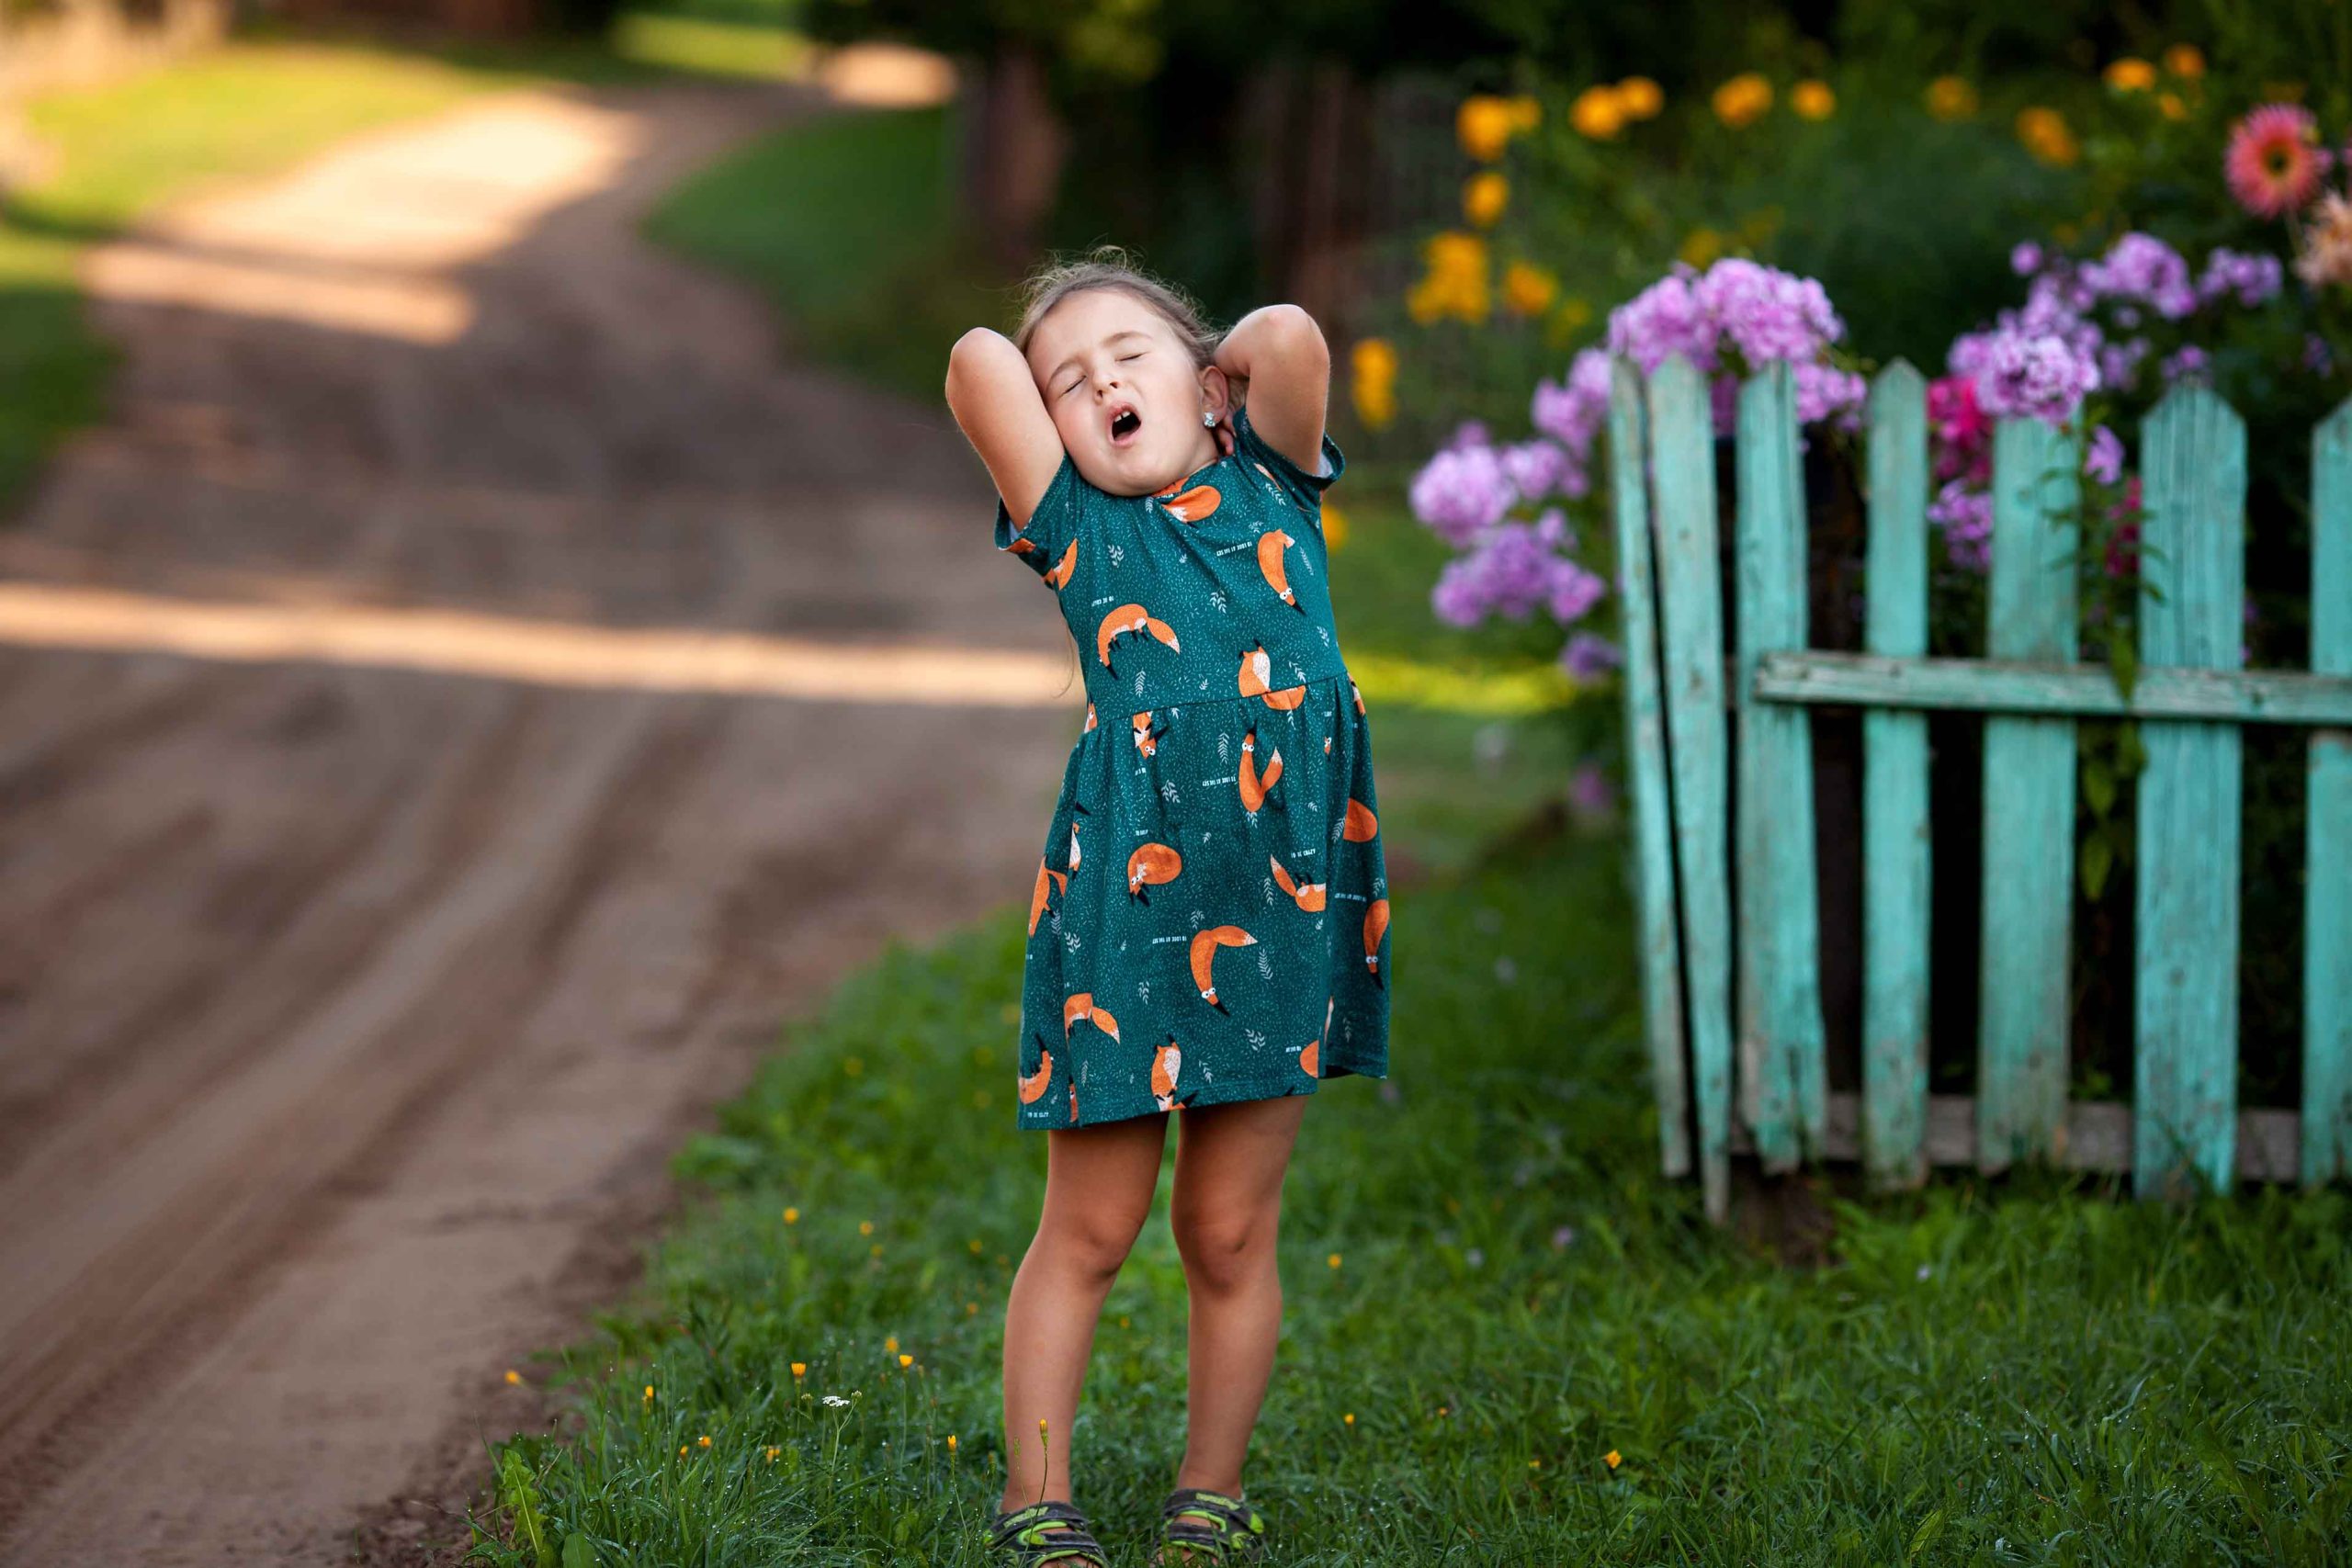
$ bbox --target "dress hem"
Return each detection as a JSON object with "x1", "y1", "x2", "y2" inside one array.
[{"x1": 1015, "y1": 1062, "x2": 1385, "y2": 1131}]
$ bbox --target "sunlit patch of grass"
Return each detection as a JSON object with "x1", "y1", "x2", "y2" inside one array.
[
  {"x1": 609, "y1": 12, "x2": 816, "y2": 80},
  {"x1": 464, "y1": 825, "x2": 2352, "y2": 1564}
]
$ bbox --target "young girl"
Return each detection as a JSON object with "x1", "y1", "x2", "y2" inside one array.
[{"x1": 944, "y1": 250, "x2": 1391, "y2": 1566}]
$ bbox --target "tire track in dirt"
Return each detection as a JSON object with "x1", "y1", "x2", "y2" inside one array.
[{"x1": 0, "y1": 73, "x2": 1078, "y2": 1565}]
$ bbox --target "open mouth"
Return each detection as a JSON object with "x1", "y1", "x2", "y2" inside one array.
[{"x1": 1108, "y1": 405, "x2": 1142, "y2": 446}]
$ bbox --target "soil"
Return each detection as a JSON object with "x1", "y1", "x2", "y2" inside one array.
[{"x1": 0, "y1": 74, "x2": 1083, "y2": 1565}]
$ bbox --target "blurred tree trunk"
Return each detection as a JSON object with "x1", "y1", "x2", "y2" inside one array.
[
  {"x1": 955, "y1": 38, "x2": 1068, "y2": 275},
  {"x1": 1240, "y1": 60, "x2": 1378, "y2": 344}
]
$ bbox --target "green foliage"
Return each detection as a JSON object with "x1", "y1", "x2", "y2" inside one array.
[{"x1": 457, "y1": 827, "x2": 2352, "y2": 1564}]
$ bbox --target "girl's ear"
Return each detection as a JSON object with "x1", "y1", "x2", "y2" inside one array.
[{"x1": 1200, "y1": 364, "x2": 1238, "y2": 421}]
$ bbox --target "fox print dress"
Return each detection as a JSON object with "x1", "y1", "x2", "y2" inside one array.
[{"x1": 994, "y1": 401, "x2": 1391, "y2": 1129}]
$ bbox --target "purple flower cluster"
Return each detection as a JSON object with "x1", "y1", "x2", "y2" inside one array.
[
  {"x1": 1600, "y1": 258, "x2": 1867, "y2": 435},
  {"x1": 1430, "y1": 509, "x2": 1609, "y2": 631}
]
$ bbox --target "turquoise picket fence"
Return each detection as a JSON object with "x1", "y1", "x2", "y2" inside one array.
[{"x1": 1605, "y1": 354, "x2": 2352, "y2": 1225}]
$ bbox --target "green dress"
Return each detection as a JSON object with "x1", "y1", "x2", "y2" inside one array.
[{"x1": 993, "y1": 401, "x2": 1391, "y2": 1130}]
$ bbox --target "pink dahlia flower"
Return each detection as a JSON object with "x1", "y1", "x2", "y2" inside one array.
[{"x1": 2224, "y1": 103, "x2": 2331, "y2": 220}]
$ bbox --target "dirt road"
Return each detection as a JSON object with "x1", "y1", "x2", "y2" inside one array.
[{"x1": 0, "y1": 74, "x2": 1081, "y2": 1564}]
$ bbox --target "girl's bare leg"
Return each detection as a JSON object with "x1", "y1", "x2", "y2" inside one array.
[
  {"x1": 999, "y1": 1111, "x2": 1169, "y2": 1513},
  {"x1": 1165, "y1": 1093, "x2": 1310, "y2": 1501}
]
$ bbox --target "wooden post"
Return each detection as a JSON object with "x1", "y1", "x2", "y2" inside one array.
[{"x1": 2307, "y1": 399, "x2": 2352, "y2": 1188}]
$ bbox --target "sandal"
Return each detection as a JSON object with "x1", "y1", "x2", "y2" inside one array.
[
  {"x1": 988, "y1": 1498, "x2": 1111, "y2": 1566},
  {"x1": 1151, "y1": 1486, "x2": 1269, "y2": 1564}
]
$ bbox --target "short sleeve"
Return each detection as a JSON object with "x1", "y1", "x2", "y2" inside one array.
[
  {"x1": 1231, "y1": 401, "x2": 1345, "y2": 524},
  {"x1": 992, "y1": 448, "x2": 1081, "y2": 581}
]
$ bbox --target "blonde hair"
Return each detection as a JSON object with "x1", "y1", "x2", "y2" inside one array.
[{"x1": 1010, "y1": 244, "x2": 1248, "y2": 411}]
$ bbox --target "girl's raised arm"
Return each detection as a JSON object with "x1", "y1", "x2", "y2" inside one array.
[
  {"x1": 1213, "y1": 304, "x2": 1331, "y2": 479},
  {"x1": 944, "y1": 328, "x2": 1068, "y2": 527}
]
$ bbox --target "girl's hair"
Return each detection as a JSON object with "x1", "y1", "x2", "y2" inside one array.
[{"x1": 1010, "y1": 245, "x2": 1248, "y2": 410}]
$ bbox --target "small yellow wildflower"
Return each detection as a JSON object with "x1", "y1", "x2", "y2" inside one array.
[
  {"x1": 1455, "y1": 95, "x2": 1518, "y2": 161},
  {"x1": 504, "y1": 1369, "x2": 523, "y2": 1385},
  {"x1": 2162, "y1": 43, "x2": 2204, "y2": 78},
  {"x1": 1791, "y1": 80, "x2": 1835, "y2": 119},
  {"x1": 870, "y1": 1243, "x2": 884, "y2": 1258},
  {"x1": 783, "y1": 1206, "x2": 799, "y2": 1224},
  {"x1": 885, "y1": 1336, "x2": 899, "y2": 1353},
  {"x1": 1350, "y1": 338, "x2": 1396, "y2": 432},
  {"x1": 2103, "y1": 57, "x2": 2155, "y2": 92},
  {"x1": 1604, "y1": 1449, "x2": 1623, "y2": 1469},
  {"x1": 1343, "y1": 1412, "x2": 1356, "y2": 1427},
  {"x1": 1679, "y1": 228, "x2": 1726, "y2": 268},
  {"x1": 1119, "y1": 1314, "x2": 1131, "y2": 1328},
  {"x1": 1321, "y1": 501, "x2": 1349, "y2": 550},
  {"x1": 2015, "y1": 106, "x2": 2078, "y2": 166},
  {"x1": 679, "y1": 1444, "x2": 689, "y2": 1458},
  {"x1": 843, "y1": 1056, "x2": 864, "y2": 1077},
  {"x1": 1501, "y1": 261, "x2": 1556, "y2": 316},
  {"x1": 791, "y1": 1361, "x2": 807, "y2": 1378},
  {"x1": 643, "y1": 1384, "x2": 655, "y2": 1401},
  {"x1": 967, "y1": 1301, "x2": 979, "y2": 1314},
  {"x1": 859, "y1": 1220, "x2": 874, "y2": 1235},
  {"x1": 947, "y1": 1434, "x2": 959, "y2": 1452},
  {"x1": 1463, "y1": 171, "x2": 1509, "y2": 228},
  {"x1": 968, "y1": 1237, "x2": 984, "y2": 1254},
  {"x1": 1712, "y1": 72, "x2": 1772, "y2": 128},
  {"x1": 1569, "y1": 84, "x2": 1625, "y2": 141},
  {"x1": 1615, "y1": 76, "x2": 1663, "y2": 120},
  {"x1": 765, "y1": 1445, "x2": 781, "y2": 1462},
  {"x1": 1327, "y1": 1251, "x2": 1343, "y2": 1269},
  {"x1": 1408, "y1": 231, "x2": 1490, "y2": 325},
  {"x1": 1925, "y1": 75, "x2": 1977, "y2": 120},
  {"x1": 1437, "y1": 1405, "x2": 1450, "y2": 1417},
  {"x1": 2157, "y1": 92, "x2": 2188, "y2": 121},
  {"x1": 697, "y1": 1434, "x2": 712, "y2": 1449},
  {"x1": 899, "y1": 1353, "x2": 914, "y2": 1368},
  {"x1": 1529, "y1": 1458, "x2": 1542, "y2": 1469}
]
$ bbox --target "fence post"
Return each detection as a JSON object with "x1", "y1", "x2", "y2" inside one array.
[
  {"x1": 2133, "y1": 389, "x2": 2248, "y2": 1198},
  {"x1": 1977, "y1": 417, "x2": 2082, "y2": 1170},
  {"x1": 1861, "y1": 363, "x2": 1931, "y2": 1189},
  {"x1": 1609, "y1": 358, "x2": 1692, "y2": 1180},
  {"x1": 1645, "y1": 355, "x2": 1735, "y2": 1224},
  {"x1": 1734, "y1": 362, "x2": 1826, "y2": 1169},
  {"x1": 2308, "y1": 400, "x2": 2352, "y2": 1188}
]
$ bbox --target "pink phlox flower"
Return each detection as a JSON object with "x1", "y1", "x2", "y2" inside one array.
[
  {"x1": 2083, "y1": 424, "x2": 2125, "y2": 486},
  {"x1": 1408, "y1": 444, "x2": 1516, "y2": 547}
]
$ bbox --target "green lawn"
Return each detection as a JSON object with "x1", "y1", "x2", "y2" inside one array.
[{"x1": 461, "y1": 818, "x2": 2350, "y2": 1565}]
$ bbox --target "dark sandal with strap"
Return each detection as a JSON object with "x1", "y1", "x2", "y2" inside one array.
[
  {"x1": 988, "y1": 1498, "x2": 1111, "y2": 1566},
  {"x1": 1153, "y1": 1486, "x2": 1269, "y2": 1563}
]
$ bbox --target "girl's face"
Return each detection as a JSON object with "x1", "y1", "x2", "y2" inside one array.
[{"x1": 1025, "y1": 288, "x2": 1227, "y2": 496}]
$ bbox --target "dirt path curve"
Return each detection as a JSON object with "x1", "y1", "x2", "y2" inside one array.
[{"x1": 0, "y1": 75, "x2": 1080, "y2": 1565}]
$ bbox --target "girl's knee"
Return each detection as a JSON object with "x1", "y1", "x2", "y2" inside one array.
[
  {"x1": 1168, "y1": 1204, "x2": 1276, "y2": 1293},
  {"x1": 1039, "y1": 1202, "x2": 1150, "y2": 1281}
]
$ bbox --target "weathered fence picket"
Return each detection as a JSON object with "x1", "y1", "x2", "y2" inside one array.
[{"x1": 1605, "y1": 349, "x2": 2352, "y2": 1223}]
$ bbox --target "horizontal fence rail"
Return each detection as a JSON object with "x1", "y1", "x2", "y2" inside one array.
[{"x1": 1606, "y1": 353, "x2": 2352, "y2": 1224}]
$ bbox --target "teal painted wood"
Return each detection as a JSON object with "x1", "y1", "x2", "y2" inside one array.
[
  {"x1": 1645, "y1": 355, "x2": 1735, "y2": 1224},
  {"x1": 2133, "y1": 389, "x2": 2248, "y2": 1199},
  {"x1": 1861, "y1": 363, "x2": 1931, "y2": 1190},
  {"x1": 2307, "y1": 399, "x2": 2352, "y2": 1188},
  {"x1": 1976, "y1": 416, "x2": 2080, "y2": 1171},
  {"x1": 1607, "y1": 356, "x2": 1692, "y2": 1180},
  {"x1": 1733, "y1": 362, "x2": 1825, "y2": 1171},
  {"x1": 1753, "y1": 650, "x2": 2352, "y2": 724}
]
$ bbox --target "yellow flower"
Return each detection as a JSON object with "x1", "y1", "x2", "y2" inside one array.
[
  {"x1": 504, "y1": 1369, "x2": 523, "y2": 1385},
  {"x1": 697, "y1": 1434, "x2": 712, "y2": 1449},
  {"x1": 899, "y1": 1353, "x2": 914, "y2": 1368},
  {"x1": 678, "y1": 1444, "x2": 689, "y2": 1458},
  {"x1": 1327, "y1": 1251, "x2": 1343, "y2": 1269},
  {"x1": 859, "y1": 1220, "x2": 874, "y2": 1235},
  {"x1": 643, "y1": 1383, "x2": 655, "y2": 1401},
  {"x1": 764, "y1": 1445, "x2": 781, "y2": 1461},
  {"x1": 967, "y1": 1301, "x2": 979, "y2": 1314},
  {"x1": 2015, "y1": 106, "x2": 2078, "y2": 166},
  {"x1": 1408, "y1": 231, "x2": 1491, "y2": 324},
  {"x1": 1437, "y1": 1405, "x2": 1450, "y2": 1417},
  {"x1": 1456, "y1": 95, "x2": 1518, "y2": 161},
  {"x1": 2162, "y1": 43, "x2": 2204, "y2": 78},
  {"x1": 1350, "y1": 338, "x2": 1396, "y2": 432},
  {"x1": 1615, "y1": 76, "x2": 1663, "y2": 119},
  {"x1": 870, "y1": 1243, "x2": 883, "y2": 1258},
  {"x1": 783, "y1": 1206, "x2": 799, "y2": 1224},
  {"x1": 790, "y1": 1361, "x2": 807, "y2": 1378},
  {"x1": 1343, "y1": 1412, "x2": 1356, "y2": 1426},
  {"x1": 1321, "y1": 501, "x2": 1349, "y2": 550},
  {"x1": 1569, "y1": 84, "x2": 1626, "y2": 140},
  {"x1": 1791, "y1": 79, "x2": 1835, "y2": 119},
  {"x1": 947, "y1": 1434, "x2": 959, "y2": 1451},
  {"x1": 1463, "y1": 171, "x2": 1509, "y2": 228},
  {"x1": 1679, "y1": 227, "x2": 1726, "y2": 268},
  {"x1": 1604, "y1": 1449, "x2": 1623, "y2": 1468},
  {"x1": 2157, "y1": 92, "x2": 2188, "y2": 121},
  {"x1": 885, "y1": 1336, "x2": 899, "y2": 1352},
  {"x1": 1507, "y1": 94, "x2": 1542, "y2": 131},
  {"x1": 2103, "y1": 57, "x2": 2156, "y2": 91},
  {"x1": 1529, "y1": 1458, "x2": 1543, "y2": 1469},
  {"x1": 1712, "y1": 72, "x2": 1772, "y2": 128},
  {"x1": 968, "y1": 1237, "x2": 984, "y2": 1254},
  {"x1": 1502, "y1": 261, "x2": 1557, "y2": 316},
  {"x1": 1926, "y1": 75, "x2": 1977, "y2": 120},
  {"x1": 1119, "y1": 1314, "x2": 1131, "y2": 1327}
]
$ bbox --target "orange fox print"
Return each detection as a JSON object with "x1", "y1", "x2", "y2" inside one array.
[
  {"x1": 1063, "y1": 992, "x2": 1122, "y2": 1041},
  {"x1": 1132, "y1": 710, "x2": 1166, "y2": 757},
  {"x1": 1298, "y1": 995, "x2": 1332, "y2": 1078},
  {"x1": 1084, "y1": 702, "x2": 1098, "y2": 732},
  {"x1": 1238, "y1": 726, "x2": 1283, "y2": 812},
  {"x1": 1156, "y1": 481, "x2": 1222, "y2": 523},
  {"x1": 1044, "y1": 537, "x2": 1080, "y2": 590},
  {"x1": 1363, "y1": 898, "x2": 1389, "y2": 981},
  {"x1": 1029, "y1": 859, "x2": 1068, "y2": 935},
  {"x1": 1255, "y1": 528, "x2": 1305, "y2": 611},
  {"x1": 1188, "y1": 924, "x2": 1257, "y2": 1011},
  {"x1": 1098, "y1": 602, "x2": 1182, "y2": 671},
  {"x1": 1269, "y1": 853, "x2": 1326, "y2": 911},
  {"x1": 1236, "y1": 643, "x2": 1307, "y2": 710},
  {"x1": 1342, "y1": 797, "x2": 1378, "y2": 841},
  {"x1": 1151, "y1": 1038, "x2": 1190, "y2": 1111},
  {"x1": 1351, "y1": 679, "x2": 1366, "y2": 716},
  {"x1": 1019, "y1": 1039, "x2": 1053, "y2": 1103},
  {"x1": 1126, "y1": 841, "x2": 1182, "y2": 901}
]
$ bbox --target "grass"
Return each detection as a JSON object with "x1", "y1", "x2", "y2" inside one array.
[{"x1": 459, "y1": 818, "x2": 2350, "y2": 1565}]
